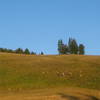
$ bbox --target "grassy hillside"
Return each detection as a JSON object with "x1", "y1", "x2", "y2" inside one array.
[{"x1": 0, "y1": 53, "x2": 100, "y2": 91}]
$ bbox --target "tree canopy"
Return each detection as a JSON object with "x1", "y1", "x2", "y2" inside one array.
[{"x1": 58, "y1": 37, "x2": 85, "y2": 55}]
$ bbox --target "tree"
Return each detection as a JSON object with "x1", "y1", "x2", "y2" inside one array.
[
  {"x1": 58, "y1": 40, "x2": 68, "y2": 54},
  {"x1": 58, "y1": 40, "x2": 64, "y2": 54},
  {"x1": 31, "y1": 51, "x2": 36, "y2": 55},
  {"x1": 68, "y1": 38, "x2": 72, "y2": 53},
  {"x1": 41, "y1": 51, "x2": 44, "y2": 55},
  {"x1": 71, "y1": 39, "x2": 78, "y2": 54},
  {"x1": 0, "y1": 48, "x2": 5, "y2": 52},
  {"x1": 68, "y1": 38, "x2": 78, "y2": 54},
  {"x1": 7, "y1": 49, "x2": 14, "y2": 53},
  {"x1": 0, "y1": 47, "x2": 37, "y2": 55},
  {"x1": 15, "y1": 48, "x2": 23, "y2": 54},
  {"x1": 79, "y1": 44, "x2": 85, "y2": 55},
  {"x1": 24, "y1": 48, "x2": 30, "y2": 54},
  {"x1": 65, "y1": 45, "x2": 69, "y2": 54},
  {"x1": 61, "y1": 44, "x2": 69, "y2": 54}
]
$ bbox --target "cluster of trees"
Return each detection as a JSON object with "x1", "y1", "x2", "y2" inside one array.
[
  {"x1": 58, "y1": 38, "x2": 85, "y2": 55},
  {"x1": 0, "y1": 48, "x2": 37, "y2": 55},
  {"x1": 0, "y1": 38, "x2": 85, "y2": 55}
]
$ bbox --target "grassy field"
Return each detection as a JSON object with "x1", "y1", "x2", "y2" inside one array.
[
  {"x1": 0, "y1": 87, "x2": 100, "y2": 100},
  {"x1": 0, "y1": 53, "x2": 100, "y2": 99}
]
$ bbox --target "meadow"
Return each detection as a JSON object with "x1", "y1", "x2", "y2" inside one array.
[{"x1": 0, "y1": 53, "x2": 100, "y2": 100}]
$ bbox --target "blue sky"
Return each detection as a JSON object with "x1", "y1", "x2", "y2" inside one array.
[{"x1": 0, "y1": 0, "x2": 100, "y2": 55}]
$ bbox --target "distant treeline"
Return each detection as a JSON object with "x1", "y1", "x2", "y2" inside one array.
[
  {"x1": 0, "y1": 37, "x2": 85, "y2": 55},
  {"x1": 58, "y1": 38, "x2": 85, "y2": 55},
  {"x1": 0, "y1": 48, "x2": 44, "y2": 55}
]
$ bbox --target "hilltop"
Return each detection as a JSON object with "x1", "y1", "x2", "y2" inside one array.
[
  {"x1": 0, "y1": 53, "x2": 100, "y2": 100},
  {"x1": 0, "y1": 52, "x2": 100, "y2": 91}
]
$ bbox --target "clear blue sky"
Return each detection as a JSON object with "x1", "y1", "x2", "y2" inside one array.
[{"x1": 0, "y1": 0, "x2": 100, "y2": 55}]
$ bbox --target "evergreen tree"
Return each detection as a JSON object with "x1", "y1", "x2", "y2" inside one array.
[
  {"x1": 0, "y1": 48, "x2": 5, "y2": 52},
  {"x1": 62, "y1": 44, "x2": 69, "y2": 54},
  {"x1": 31, "y1": 51, "x2": 36, "y2": 55},
  {"x1": 24, "y1": 48, "x2": 30, "y2": 54},
  {"x1": 65, "y1": 45, "x2": 69, "y2": 54},
  {"x1": 79, "y1": 44, "x2": 85, "y2": 55},
  {"x1": 0, "y1": 47, "x2": 36, "y2": 55},
  {"x1": 58, "y1": 39, "x2": 70, "y2": 54},
  {"x1": 41, "y1": 51, "x2": 44, "y2": 55},
  {"x1": 68, "y1": 38, "x2": 72, "y2": 53},
  {"x1": 68, "y1": 38, "x2": 78, "y2": 54},
  {"x1": 72, "y1": 39, "x2": 78, "y2": 54},
  {"x1": 7, "y1": 49, "x2": 14, "y2": 53},
  {"x1": 58, "y1": 40, "x2": 63, "y2": 54},
  {"x1": 15, "y1": 48, "x2": 23, "y2": 54}
]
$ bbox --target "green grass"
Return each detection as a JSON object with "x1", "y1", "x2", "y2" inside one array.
[{"x1": 0, "y1": 53, "x2": 100, "y2": 91}]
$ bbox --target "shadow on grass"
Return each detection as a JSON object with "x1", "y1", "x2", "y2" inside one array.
[
  {"x1": 80, "y1": 94, "x2": 100, "y2": 100},
  {"x1": 58, "y1": 93, "x2": 79, "y2": 100},
  {"x1": 58, "y1": 93, "x2": 100, "y2": 100}
]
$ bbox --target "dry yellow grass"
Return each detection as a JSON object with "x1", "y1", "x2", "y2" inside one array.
[
  {"x1": 0, "y1": 87, "x2": 100, "y2": 100},
  {"x1": 0, "y1": 53, "x2": 100, "y2": 99}
]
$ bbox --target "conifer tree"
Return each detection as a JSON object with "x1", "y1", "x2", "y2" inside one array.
[
  {"x1": 58, "y1": 40, "x2": 64, "y2": 54},
  {"x1": 24, "y1": 48, "x2": 30, "y2": 54},
  {"x1": 68, "y1": 38, "x2": 72, "y2": 53},
  {"x1": 79, "y1": 44, "x2": 85, "y2": 55},
  {"x1": 31, "y1": 51, "x2": 36, "y2": 55},
  {"x1": 68, "y1": 38, "x2": 78, "y2": 54},
  {"x1": 15, "y1": 48, "x2": 23, "y2": 54},
  {"x1": 41, "y1": 51, "x2": 44, "y2": 55}
]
